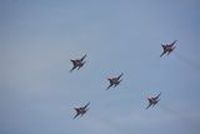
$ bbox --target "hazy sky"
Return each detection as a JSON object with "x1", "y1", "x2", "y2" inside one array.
[{"x1": 0, "y1": 0, "x2": 200, "y2": 134}]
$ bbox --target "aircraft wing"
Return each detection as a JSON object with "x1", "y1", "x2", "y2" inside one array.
[
  {"x1": 160, "y1": 51, "x2": 166, "y2": 57},
  {"x1": 83, "y1": 102, "x2": 90, "y2": 109},
  {"x1": 77, "y1": 61, "x2": 86, "y2": 70},
  {"x1": 73, "y1": 112, "x2": 80, "y2": 119},
  {"x1": 146, "y1": 103, "x2": 152, "y2": 109},
  {"x1": 80, "y1": 54, "x2": 87, "y2": 61},
  {"x1": 106, "y1": 83, "x2": 113, "y2": 90},
  {"x1": 170, "y1": 40, "x2": 177, "y2": 46},
  {"x1": 114, "y1": 79, "x2": 122, "y2": 87},
  {"x1": 154, "y1": 92, "x2": 161, "y2": 100},
  {"x1": 70, "y1": 60, "x2": 76, "y2": 66},
  {"x1": 161, "y1": 44, "x2": 165, "y2": 49},
  {"x1": 70, "y1": 66, "x2": 76, "y2": 72},
  {"x1": 117, "y1": 73, "x2": 123, "y2": 80}
]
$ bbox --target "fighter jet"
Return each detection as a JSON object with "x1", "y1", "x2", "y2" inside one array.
[
  {"x1": 160, "y1": 40, "x2": 177, "y2": 57},
  {"x1": 106, "y1": 73, "x2": 123, "y2": 90},
  {"x1": 70, "y1": 54, "x2": 87, "y2": 72},
  {"x1": 73, "y1": 102, "x2": 90, "y2": 119},
  {"x1": 146, "y1": 92, "x2": 161, "y2": 109}
]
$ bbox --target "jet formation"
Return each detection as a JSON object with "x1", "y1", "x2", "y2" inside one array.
[
  {"x1": 160, "y1": 40, "x2": 177, "y2": 57},
  {"x1": 70, "y1": 39, "x2": 175, "y2": 118},
  {"x1": 70, "y1": 54, "x2": 87, "y2": 72},
  {"x1": 146, "y1": 92, "x2": 161, "y2": 109},
  {"x1": 73, "y1": 102, "x2": 90, "y2": 119},
  {"x1": 106, "y1": 73, "x2": 123, "y2": 90}
]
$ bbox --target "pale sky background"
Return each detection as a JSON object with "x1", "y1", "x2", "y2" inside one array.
[{"x1": 0, "y1": 0, "x2": 200, "y2": 134}]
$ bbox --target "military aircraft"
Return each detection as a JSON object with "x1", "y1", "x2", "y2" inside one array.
[
  {"x1": 106, "y1": 73, "x2": 123, "y2": 90},
  {"x1": 73, "y1": 102, "x2": 90, "y2": 119},
  {"x1": 160, "y1": 40, "x2": 177, "y2": 57},
  {"x1": 70, "y1": 54, "x2": 87, "y2": 72},
  {"x1": 146, "y1": 92, "x2": 161, "y2": 109}
]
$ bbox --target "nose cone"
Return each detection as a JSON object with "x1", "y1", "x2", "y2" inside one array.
[
  {"x1": 74, "y1": 107, "x2": 79, "y2": 112},
  {"x1": 147, "y1": 97, "x2": 151, "y2": 100},
  {"x1": 107, "y1": 78, "x2": 111, "y2": 81}
]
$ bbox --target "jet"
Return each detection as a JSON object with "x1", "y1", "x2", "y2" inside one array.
[
  {"x1": 70, "y1": 54, "x2": 87, "y2": 72},
  {"x1": 73, "y1": 102, "x2": 90, "y2": 119},
  {"x1": 160, "y1": 40, "x2": 177, "y2": 57},
  {"x1": 146, "y1": 92, "x2": 161, "y2": 109},
  {"x1": 106, "y1": 73, "x2": 123, "y2": 90}
]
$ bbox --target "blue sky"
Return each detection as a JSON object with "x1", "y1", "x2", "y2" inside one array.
[{"x1": 0, "y1": 0, "x2": 200, "y2": 134}]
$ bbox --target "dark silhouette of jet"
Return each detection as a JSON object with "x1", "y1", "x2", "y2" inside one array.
[
  {"x1": 160, "y1": 40, "x2": 177, "y2": 57},
  {"x1": 106, "y1": 73, "x2": 123, "y2": 90},
  {"x1": 73, "y1": 102, "x2": 90, "y2": 119},
  {"x1": 70, "y1": 54, "x2": 87, "y2": 72},
  {"x1": 146, "y1": 92, "x2": 161, "y2": 109}
]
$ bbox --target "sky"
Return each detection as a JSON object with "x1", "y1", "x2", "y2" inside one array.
[{"x1": 0, "y1": 0, "x2": 200, "y2": 134}]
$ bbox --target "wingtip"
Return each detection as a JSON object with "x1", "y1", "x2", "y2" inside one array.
[
  {"x1": 158, "y1": 92, "x2": 162, "y2": 96},
  {"x1": 83, "y1": 54, "x2": 87, "y2": 58},
  {"x1": 69, "y1": 68, "x2": 74, "y2": 72},
  {"x1": 160, "y1": 53, "x2": 164, "y2": 57}
]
